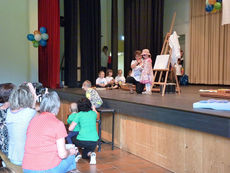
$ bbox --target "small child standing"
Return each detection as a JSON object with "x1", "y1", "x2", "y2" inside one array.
[
  {"x1": 66, "y1": 103, "x2": 79, "y2": 144},
  {"x1": 96, "y1": 71, "x2": 107, "y2": 88},
  {"x1": 105, "y1": 69, "x2": 115, "y2": 87},
  {"x1": 140, "y1": 49, "x2": 154, "y2": 95},
  {"x1": 174, "y1": 59, "x2": 183, "y2": 83},
  {"x1": 82, "y1": 80, "x2": 103, "y2": 110},
  {"x1": 114, "y1": 69, "x2": 126, "y2": 88}
]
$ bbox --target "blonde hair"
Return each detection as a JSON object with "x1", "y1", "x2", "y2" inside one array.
[
  {"x1": 83, "y1": 80, "x2": 92, "y2": 88},
  {"x1": 70, "y1": 102, "x2": 78, "y2": 112}
]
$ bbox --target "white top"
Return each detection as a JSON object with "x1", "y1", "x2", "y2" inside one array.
[
  {"x1": 115, "y1": 76, "x2": 126, "y2": 83},
  {"x1": 6, "y1": 108, "x2": 36, "y2": 165},
  {"x1": 131, "y1": 60, "x2": 143, "y2": 82},
  {"x1": 96, "y1": 77, "x2": 107, "y2": 85},
  {"x1": 101, "y1": 52, "x2": 108, "y2": 67},
  {"x1": 105, "y1": 76, "x2": 114, "y2": 83},
  {"x1": 175, "y1": 63, "x2": 182, "y2": 76}
]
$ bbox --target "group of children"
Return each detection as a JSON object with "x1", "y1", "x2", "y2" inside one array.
[
  {"x1": 96, "y1": 69, "x2": 126, "y2": 89},
  {"x1": 65, "y1": 80, "x2": 103, "y2": 165}
]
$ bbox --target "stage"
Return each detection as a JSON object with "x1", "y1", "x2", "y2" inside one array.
[
  {"x1": 55, "y1": 85, "x2": 230, "y2": 138},
  {"x1": 55, "y1": 85, "x2": 230, "y2": 173}
]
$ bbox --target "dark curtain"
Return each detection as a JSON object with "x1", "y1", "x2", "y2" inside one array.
[
  {"x1": 38, "y1": 0, "x2": 60, "y2": 88},
  {"x1": 124, "y1": 0, "x2": 164, "y2": 75},
  {"x1": 79, "y1": 0, "x2": 101, "y2": 85},
  {"x1": 64, "y1": 0, "x2": 79, "y2": 87},
  {"x1": 111, "y1": 0, "x2": 118, "y2": 74}
]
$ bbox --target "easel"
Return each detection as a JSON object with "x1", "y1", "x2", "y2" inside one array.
[{"x1": 152, "y1": 12, "x2": 181, "y2": 96}]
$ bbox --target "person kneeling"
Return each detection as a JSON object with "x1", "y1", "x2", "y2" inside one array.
[{"x1": 69, "y1": 98, "x2": 99, "y2": 165}]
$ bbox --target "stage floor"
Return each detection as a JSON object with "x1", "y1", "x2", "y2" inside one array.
[{"x1": 56, "y1": 85, "x2": 230, "y2": 118}]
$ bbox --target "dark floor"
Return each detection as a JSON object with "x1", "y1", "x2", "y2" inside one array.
[{"x1": 77, "y1": 144, "x2": 172, "y2": 173}]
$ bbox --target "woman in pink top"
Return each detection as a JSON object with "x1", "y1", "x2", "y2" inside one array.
[{"x1": 22, "y1": 92, "x2": 77, "y2": 173}]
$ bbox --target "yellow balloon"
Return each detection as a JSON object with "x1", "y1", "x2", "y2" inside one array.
[
  {"x1": 209, "y1": 0, "x2": 216, "y2": 5},
  {"x1": 211, "y1": 8, "x2": 217, "y2": 13}
]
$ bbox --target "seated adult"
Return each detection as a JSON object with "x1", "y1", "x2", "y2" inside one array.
[
  {"x1": 6, "y1": 84, "x2": 37, "y2": 165},
  {"x1": 0, "y1": 83, "x2": 14, "y2": 156},
  {"x1": 22, "y1": 91, "x2": 77, "y2": 173},
  {"x1": 126, "y1": 50, "x2": 145, "y2": 94},
  {"x1": 69, "y1": 98, "x2": 99, "y2": 165}
]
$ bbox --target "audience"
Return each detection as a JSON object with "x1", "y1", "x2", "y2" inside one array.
[
  {"x1": 0, "y1": 83, "x2": 14, "y2": 156},
  {"x1": 82, "y1": 80, "x2": 103, "y2": 110},
  {"x1": 69, "y1": 98, "x2": 99, "y2": 165},
  {"x1": 96, "y1": 71, "x2": 107, "y2": 88},
  {"x1": 6, "y1": 84, "x2": 37, "y2": 166},
  {"x1": 22, "y1": 92, "x2": 77, "y2": 173}
]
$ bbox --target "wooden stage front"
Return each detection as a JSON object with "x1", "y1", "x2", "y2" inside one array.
[{"x1": 55, "y1": 85, "x2": 230, "y2": 173}]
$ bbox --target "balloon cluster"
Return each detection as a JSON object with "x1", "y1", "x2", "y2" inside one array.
[
  {"x1": 27, "y1": 27, "x2": 49, "y2": 48},
  {"x1": 205, "y1": 0, "x2": 222, "y2": 13}
]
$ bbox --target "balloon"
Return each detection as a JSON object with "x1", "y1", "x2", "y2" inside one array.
[
  {"x1": 209, "y1": 0, "x2": 216, "y2": 5},
  {"x1": 34, "y1": 34, "x2": 41, "y2": 41},
  {"x1": 39, "y1": 27, "x2": 47, "y2": 34},
  {"x1": 27, "y1": 34, "x2": 34, "y2": 41},
  {"x1": 205, "y1": 4, "x2": 214, "y2": 12},
  {"x1": 39, "y1": 39, "x2": 47, "y2": 47},
  {"x1": 41, "y1": 33, "x2": 49, "y2": 40},
  {"x1": 216, "y1": 0, "x2": 222, "y2": 2},
  {"x1": 32, "y1": 41, "x2": 39, "y2": 48},
  {"x1": 211, "y1": 8, "x2": 217, "y2": 13},
  {"x1": 34, "y1": 30, "x2": 40, "y2": 35},
  {"x1": 214, "y1": 2, "x2": 222, "y2": 10}
]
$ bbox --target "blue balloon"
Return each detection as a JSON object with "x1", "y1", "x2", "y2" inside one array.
[
  {"x1": 216, "y1": 0, "x2": 222, "y2": 2},
  {"x1": 39, "y1": 27, "x2": 47, "y2": 34},
  {"x1": 205, "y1": 4, "x2": 214, "y2": 12},
  {"x1": 27, "y1": 34, "x2": 34, "y2": 41},
  {"x1": 39, "y1": 39, "x2": 47, "y2": 47}
]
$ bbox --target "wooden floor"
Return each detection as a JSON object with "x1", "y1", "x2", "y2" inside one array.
[{"x1": 77, "y1": 144, "x2": 172, "y2": 173}]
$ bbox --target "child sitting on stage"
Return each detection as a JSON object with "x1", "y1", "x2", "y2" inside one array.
[
  {"x1": 66, "y1": 103, "x2": 79, "y2": 144},
  {"x1": 69, "y1": 98, "x2": 99, "y2": 165},
  {"x1": 105, "y1": 69, "x2": 115, "y2": 87},
  {"x1": 140, "y1": 49, "x2": 154, "y2": 95},
  {"x1": 82, "y1": 80, "x2": 103, "y2": 110},
  {"x1": 115, "y1": 69, "x2": 126, "y2": 88},
  {"x1": 96, "y1": 71, "x2": 107, "y2": 88}
]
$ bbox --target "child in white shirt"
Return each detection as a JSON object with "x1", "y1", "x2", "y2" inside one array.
[
  {"x1": 174, "y1": 59, "x2": 183, "y2": 83},
  {"x1": 114, "y1": 69, "x2": 126, "y2": 88},
  {"x1": 105, "y1": 69, "x2": 115, "y2": 87},
  {"x1": 96, "y1": 71, "x2": 107, "y2": 88}
]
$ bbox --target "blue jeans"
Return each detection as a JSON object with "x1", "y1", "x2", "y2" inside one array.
[
  {"x1": 66, "y1": 131, "x2": 79, "y2": 144},
  {"x1": 23, "y1": 155, "x2": 76, "y2": 173}
]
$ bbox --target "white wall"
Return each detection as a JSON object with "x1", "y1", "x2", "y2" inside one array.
[
  {"x1": 163, "y1": 0, "x2": 190, "y2": 74},
  {"x1": 28, "y1": 0, "x2": 38, "y2": 83},
  {"x1": 0, "y1": 0, "x2": 38, "y2": 85}
]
